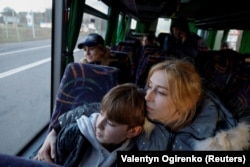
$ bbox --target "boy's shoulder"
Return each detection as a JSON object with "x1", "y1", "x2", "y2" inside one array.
[{"x1": 58, "y1": 102, "x2": 101, "y2": 127}]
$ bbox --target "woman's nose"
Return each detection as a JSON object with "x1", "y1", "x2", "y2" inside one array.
[{"x1": 145, "y1": 89, "x2": 154, "y2": 101}]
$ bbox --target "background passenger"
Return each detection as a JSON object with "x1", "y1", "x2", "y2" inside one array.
[
  {"x1": 141, "y1": 34, "x2": 159, "y2": 47},
  {"x1": 78, "y1": 33, "x2": 110, "y2": 65},
  {"x1": 220, "y1": 41, "x2": 230, "y2": 50},
  {"x1": 78, "y1": 33, "x2": 132, "y2": 84},
  {"x1": 164, "y1": 18, "x2": 208, "y2": 59}
]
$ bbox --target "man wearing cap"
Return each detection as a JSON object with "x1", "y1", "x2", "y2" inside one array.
[{"x1": 77, "y1": 33, "x2": 110, "y2": 65}]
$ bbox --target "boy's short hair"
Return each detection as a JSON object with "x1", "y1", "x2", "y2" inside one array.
[{"x1": 101, "y1": 83, "x2": 145, "y2": 128}]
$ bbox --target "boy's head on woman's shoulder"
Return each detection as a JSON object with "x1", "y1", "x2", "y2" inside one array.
[{"x1": 96, "y1": 83, "x2": 145, "y2": 145}]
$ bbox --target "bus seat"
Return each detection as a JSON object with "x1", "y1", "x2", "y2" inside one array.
[
  {"x1": 109, "y1": 51, "x2": 132, "y2": 83},
  {"x1": 195, "y1": 50, "x2": 240, "y2": 94},
  {"x1": 194, "y1": 50, "x2": 250, "y2": 119},
  {"x1": 113, "y1": 41, "x2": 138, "y2": 54},
  {"x1": 135, "y1": 55, "x2": 168, "y2": 88},
  {"x1": 135, "y1": 49, "x2": 168, "y2": 88},
  {"x1": 136, "y1": 45, "x2": 162, "y2": 67},
  {"x1": 195, "y1": 50, "x2": 245, "y2": 96},
  {"x1": 225, "y1": 65, "x2": 250, "y2": 122},
  {"x1": 125, "y1": 37, "x2": 141, "y2": 48},
  {"x1": 0, "y1": 153, "x2": 61, "y2": 167},
  {"x1": 112, "y1": 41, "x2": 139, "y2": 81},
  {"x1": 163, "y1": 33, "x2": 174, "y2": 51},
  {"x1": 156, "y1": 32, "x2": 170, "y2": 48},
  {"x1": 49, "y1": 63, "x2": 119, "y2": 131}
]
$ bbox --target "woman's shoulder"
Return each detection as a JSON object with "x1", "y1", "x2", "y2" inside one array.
[
  {"x1": 192, "y1": 91, "x2": 250, "y2": 150},
  {"x1": 202, "y1": 91, "x2": 236, "y2": 123},
  {"x1": 196, "y1": 90, "x2": 237, "y2": 128},
  {"x1": 181, "y1": 90, "x2": 236, "y2": 138},
  {"x1": 194, "y1": 91, "x2": 221, "y2": 124}
]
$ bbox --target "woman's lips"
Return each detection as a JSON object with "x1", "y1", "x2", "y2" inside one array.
[{"x1": 146, "y1": 105, "x2": 153, "y2": 112}]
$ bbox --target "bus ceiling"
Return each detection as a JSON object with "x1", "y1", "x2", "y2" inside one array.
[{"x1": 101, "y1": 0, "x2": 250, "y2": 30}]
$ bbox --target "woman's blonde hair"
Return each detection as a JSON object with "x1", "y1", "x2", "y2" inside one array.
[
  {"x1": 97, "y1": 44, "x2": 110, "y2": 65},
  {"x1": 101, "y1": 83, "x2": 145, "y2": 128},
  {"x1": 147, "y1": 59, "x2": 202, "y2": 130}
]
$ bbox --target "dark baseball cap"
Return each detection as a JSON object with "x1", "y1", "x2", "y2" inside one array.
[{"x1": 78, "y1": 33, "x2": 104, "y2": 48}]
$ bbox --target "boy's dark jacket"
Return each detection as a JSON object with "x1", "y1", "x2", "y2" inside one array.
[{"x1": 54, "y1": 109, "x2": 137, "y2": 167}]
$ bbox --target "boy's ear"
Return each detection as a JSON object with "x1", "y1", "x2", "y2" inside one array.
[{"x1": 127, "y1": 126, "x2": 142, "y2": 138}]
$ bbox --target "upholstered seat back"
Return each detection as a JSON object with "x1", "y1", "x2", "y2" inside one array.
[{"x1": 49, "y1": 63, "x2": 119, "y2": 130}]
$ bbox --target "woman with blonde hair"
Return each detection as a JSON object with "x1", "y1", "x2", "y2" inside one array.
[
  {"x1": 136, "y1": 58, "x2": 250, "y2": 151},
  {"x1": 78, "y1": 33, "x2": 110, "y2": 65},
  {"x1": 146, "y1": 59, "x2": 201, "y2": 130}
]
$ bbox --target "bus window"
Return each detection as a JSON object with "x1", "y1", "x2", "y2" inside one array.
[
  {"x1": 74, "y1": 13, "x2": 108, "y2": 63},
  {"x1": 130, "y1": 18, "x2": 137, "y2": 29},
  {"x1": 155, "y1": 18, "x2": 171, "y2": 37},
  {"x1": 86, "y1": 0, "x2": 108, "y2": 15},
  {"x1": 213, "y1": 30, "x2": 224, "y2": 50},
  {"x1": 212, "y1": 29, "x2": 243, "y2": 51},
  {"x1": 227, "y1": 30, "x2": 243, "y2": 51},
  {"x1": 0, "y1": 0, "x2": 52, "y2": 155}
]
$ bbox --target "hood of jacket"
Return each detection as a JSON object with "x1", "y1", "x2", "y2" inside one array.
[
  {"x1": 76, "y1": 113, "x2": 134, "y2": 167},
  {"x1": 194, "y1": 122, "x2": 250, "y2": 150}
]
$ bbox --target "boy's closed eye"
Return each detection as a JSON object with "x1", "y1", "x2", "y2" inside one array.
[{"x1": 107, "y1": 120, "x2": 116, "y2": 127}]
